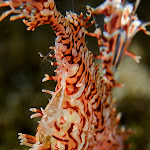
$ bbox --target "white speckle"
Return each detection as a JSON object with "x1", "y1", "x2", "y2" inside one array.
[
  {"x1": 40, "y1": 9, "x2": 52, "y2": 16},
  {"x1": 72, "y1": 47, "x2": 78, "y2": 57}
]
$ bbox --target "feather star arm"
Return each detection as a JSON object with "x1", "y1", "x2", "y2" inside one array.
[{"x1": 87, "y1": 0, "x2": 150, "y2": 78}]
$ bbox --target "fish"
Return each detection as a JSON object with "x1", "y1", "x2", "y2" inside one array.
[{"x1": 0, "y1": 0, "x2": 149, "y2": 149}]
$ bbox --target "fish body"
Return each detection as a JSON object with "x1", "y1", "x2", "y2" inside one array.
[{"x1": 0, "y1": 0, "x2": 149, "y2": 149}]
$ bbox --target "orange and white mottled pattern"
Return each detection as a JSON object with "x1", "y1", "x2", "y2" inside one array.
[{"x1": 0, "y1": 0, "x2": 149, "y2": 149}]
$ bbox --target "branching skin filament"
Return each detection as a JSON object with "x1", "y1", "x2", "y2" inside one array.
[{"x1": 0, "y1": 0, "x2": 149, "y2": 149}]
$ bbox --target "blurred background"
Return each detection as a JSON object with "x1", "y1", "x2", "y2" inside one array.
[{"x1": 0, "y1": 0, "x2": 150, "y2": 150}]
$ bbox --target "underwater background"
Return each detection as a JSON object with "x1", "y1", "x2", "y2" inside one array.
[{"x1": 0, "y1": 0, "x2": 150, "y2": 149}]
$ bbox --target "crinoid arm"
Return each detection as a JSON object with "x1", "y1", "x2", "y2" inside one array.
[
  {"x1": 89, "y1": 0, "x2": 150, "y2": 75},
  {"x1": 0, "y1": 0, "x2": 63, "y2": 31}
]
